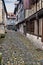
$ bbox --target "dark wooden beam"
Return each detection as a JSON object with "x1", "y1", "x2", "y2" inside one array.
[
  {"x1": 2, "y1": 0, "x2": 7, "y2": 15},
  {"x1": 37, "y1": 19, "x2": 39, "y2": 39},
  {"x1": 31, "y1": 0, "x2": 39, "y2": 5},
  {"x1": 42, "y1": 19, "x2": 43, "y2": 42},
  {"x1": 36, "y1": 13, "x2": 39, "y2": 39}
]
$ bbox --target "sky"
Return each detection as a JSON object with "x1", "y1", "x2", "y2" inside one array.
[{"x1": 4, "y1": 0, "x2": 17, "y2": 13}]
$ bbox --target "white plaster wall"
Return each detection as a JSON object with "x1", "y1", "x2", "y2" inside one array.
[
  {"x1": 42, "y1": 0, "x2": 43, "y2": 8},
  {"x1": 0, "y1": 1, "x2": 2, "y2": 23},
  {"x1": 39, "y1": 19, "x2": 42, "y2": 36},
  {"x1": 25, "y1": 10, "x2": 29, "y2": 18},
  {"x1": 34, "y1": 19, "x2": 42, "y2": 36},
  {"x1": 19, "y1": 24, "x2": 24, "y2": 34},
  {"x1": 37, "y1": 0, "x2": 42, "y2": 11},
  {"x1": 33, "y1": 4, "x2": 36, "y2": 13},
  {"x1": 34, "y1": 20, "x2": 38, "y2": 35}
]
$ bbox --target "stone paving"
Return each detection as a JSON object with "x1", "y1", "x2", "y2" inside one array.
[{"x1": 0, "y1": 30, "x2": 43, "y2": 65}]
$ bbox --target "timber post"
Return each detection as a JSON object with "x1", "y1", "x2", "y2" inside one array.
[
  {"x1": 36, "y1": 13, "x2": 39, "y2": 39},
  {"x1": 42, "y1": 19, "x2": 43, "y2": 42},
  {"x1": 0, "y1": 53, "x2": 2, "y2": 65},
  {"x1": 37, "y1": 19, "x2": 39, "y2": 39},
  {"x1": 23, "y1": 22, "x2": 26, "y2": 36}
]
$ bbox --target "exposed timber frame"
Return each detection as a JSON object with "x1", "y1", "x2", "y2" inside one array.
[
  {"x1": 15, "y1": 0, "x2": 43, "y2": 42},
  {"x1": 2, "y1": 0, "x2": 7, "y2": 16}
]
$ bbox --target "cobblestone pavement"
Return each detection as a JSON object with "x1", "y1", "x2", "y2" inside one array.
[{"x1": 0, "y1": 30, "x2": 43, "y2": 65}]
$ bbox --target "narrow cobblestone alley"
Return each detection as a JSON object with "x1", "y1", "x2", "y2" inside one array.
[
  {"x1": 0, "y1": 30, "x2": 43, "y2": 65},
  {"x1": 0, "y1": 0, "x2": 43, "y2": 65}
]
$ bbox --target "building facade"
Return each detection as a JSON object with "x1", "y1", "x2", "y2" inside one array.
[
  {"x1": 0, "y1": 0, "x2": 6, "y2": 25},
  {"x1": 0, "y1": 0, "x2": 6, "y2": 36},
  {"x1": 0, "y1": 0, "x2": 3, "y2": 23},
  {"x1": 15, "y1": 0, "x2": 43, "y2": 42},
  {"x1": 14, "y1": 1, "x2": 25, "y2": 34},
  {"x1": 25, "y1": 0, "x2": 43, "y2": 42}
]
